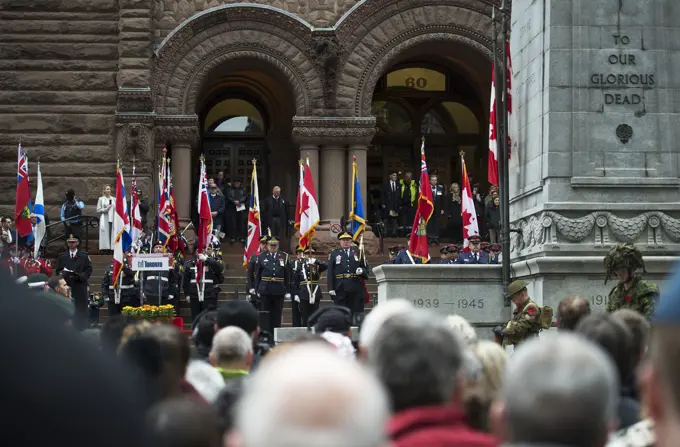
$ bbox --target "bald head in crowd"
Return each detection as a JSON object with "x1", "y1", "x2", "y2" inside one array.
[
  {"x1": 557, "y1": 295, "x2": 591, "y2": 331},
  {"x1": 491, "y1": 333, "x2": 618, "y2": 447},
  {"x1": 231, "y1": 344, "x2": 389, "y2": 447}
]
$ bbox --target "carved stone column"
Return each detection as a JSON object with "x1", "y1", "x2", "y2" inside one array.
[
  {"x1": 320, "y1": 145, "x2": 347, "y2": 220},
  {"x1": 299, "y1": 144, "x2": 319, "y2": 194},
  {"x1": 172, "y1": 143, "x2": 192, "y2": 224},
  {"x1": 348, "y1": 144, "x2": 368, "y2": 217}
]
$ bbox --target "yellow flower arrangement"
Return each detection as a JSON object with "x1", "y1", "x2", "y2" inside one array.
[{"x1": 121, "y1": 304, "x2": 175, "y2": 321}]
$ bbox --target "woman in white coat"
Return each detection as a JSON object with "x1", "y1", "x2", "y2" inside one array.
[{"x1": 97, "y1": 185, "x2": 115, "y2": 251}]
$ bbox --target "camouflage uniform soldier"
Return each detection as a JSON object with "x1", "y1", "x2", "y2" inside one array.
[
  {"x1": 604, "y1": 244, "x2": 659, "y2": 319},
  {"x1": 493, "y1": 280, "x2": 543, "y2": 346}
]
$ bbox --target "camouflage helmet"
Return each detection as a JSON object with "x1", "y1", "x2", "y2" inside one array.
[{"x1": 604, "y1": 243, "x2": 645, "y2": 283}]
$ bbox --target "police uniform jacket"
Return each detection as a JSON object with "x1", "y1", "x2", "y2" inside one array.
[
  {"x1": 292, "y1": 258, "x2": 327, "y2": 301},
  {"x1": 454, "y1": 250, "x2": 490, "y2": 264},
  {"x1": 255, "y1": 250, "x2": 291, "y2": 296},
  {"x1": 439, "y1": 259, "x2": 455, "y2": 264},
  {"x1": 143, "y1": 268, "x2": 178, "y2": 299},
  {"x1": 394, "y1": 250, "x2": 422, "y2": 264},
  {"x1": 56, "y1": 249, "x2": 92, "y2": 299},
  {"x1": 118, "y1": 266, "x2": 139, "y2": 304},
  {"x1": 246, "y1": 253, "x2": 259, "y2": 291},
  {"x1": 183, "y1": 257, "x2": 224, "y2": 301},
  {"x1": 101, "y1": 264, "x2": 113, "y2": 302},
  {"x1": 327, "y1": 246, "x2": 368, "y2": 293}
]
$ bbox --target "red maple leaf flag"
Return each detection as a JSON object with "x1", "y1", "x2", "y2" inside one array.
[
  {"x1": 408, "y1": 139, "x2": 434, "y2": 262},
  {"x1": 298, "y1": 159, "x2": 319, "y2": 250},
  {"x1": 487, "y1": 65, "x2": 499, "y2": 187},
  {"x1": 461, "y1": 154, "x2": 480, "y2": 248},
  {"x1": 294, "y1": 161, "x2": 303, "y2": 232}
]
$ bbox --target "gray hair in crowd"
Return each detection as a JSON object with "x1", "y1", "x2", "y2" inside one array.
[
  {"x1": 359, "y1": 299, "x2": 413, "y2": 352},
  {"x1": 502, "y1": 332, "x2": 619, "y2": 447},
  {"x1": 445, "y1": 314, "x2": 478, "y2": 345},
  {"x1": 369, "y1": 308, "x2": 464, "y2": 412},
  {"x1": 236, "y1": 344, "x2": 389, "y2": 447},
  {"x1": 210, "y1": 326, "x2": 253, "y2": 364}
]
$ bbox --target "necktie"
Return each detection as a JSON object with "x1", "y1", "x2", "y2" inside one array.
[
  {"x1": 474, "y1": 253, "x2": 478, "y2": 263},
  {"x1": 392, "y1": 181, "x2": 395, "y2": 193},
  {"x1": 346, "y1": 249, "x2": 350, "y2": 257}
]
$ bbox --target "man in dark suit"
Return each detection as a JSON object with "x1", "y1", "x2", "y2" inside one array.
[
  {"x1": 209, "y1": 184, "x2": 226, "y2": 237},
  {"x1": 381, "y1": 170, "x2": 401, "y2": 237},
  {"x1": 225, "y1": 178, "x2": 249, "y2": 243},
  {"x1": 56, "y1": 234, "x2": 93, "y2": 329},
  {"x1": 427, "y1": 174, "x2": 446, "y2": 244},
  {"x1": 327, "y1": 232, "x2": 369, "y2": 325},
  {"x1": 262, "y1": 186, "x2": 288, "y2": 243}
]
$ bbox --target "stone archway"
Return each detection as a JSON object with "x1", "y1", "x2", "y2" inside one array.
[
  {"x1": 333, "y1": 0, "x2": 497, "y2": 117},
  {"x1": 153, "y1": 4, "x2": 324, "y2": 116}
]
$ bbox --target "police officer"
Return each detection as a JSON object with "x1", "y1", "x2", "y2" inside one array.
[
  {"x1": 101, "y1": 262, "x2": 116, "y2": 316},
  {"x1": 493, "y1": 280, "x2": 543, "y2": 347},
  {"x1": 143, "y1": 242, "x2": 178, "y2": 307},
  {"x1": 604, "y1": 244, "x2": 659, "y2": 319},
  {"x1": 393, "y1": 245, "x2": 423, "y2": 264},
  {"x1": 292, "y1": 246, "x2": 327, "y2": 327},
  {"x1": 184, "y1": 243, "x2": 224, "y2": 323},
  {"x1": 118, "y1": 251, "x2": 141, "y2": 310},
  {"x1": 489, "y1": 243, "x2": 501, "y2": 264},
  {"x1": 438, "y1": 246, "x2": 451, "y2": 264},
  {"x1": 55, "y1": 234, "x2": 92, "y2": 329},
  {"x1": 289, "y1": 245, "x2": 305, "y2": 327},
  {"x1": 455, "y1": 235, "x2": 490, "y2": 264},
  {"x1": 255, "y1": 236, "x2": 291, "y2": 334},
  {"x1": 247, "y1": 235, "x2": 269, "y2": 306},
  {"x1": 384, "y1": 245, "x2": 400, "y2": 264},
  {"x1": 327, "y1": 232, "x2": 369, "y2": 324}
]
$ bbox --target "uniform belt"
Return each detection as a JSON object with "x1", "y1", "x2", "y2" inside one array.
[
  {"x1": 190, "y1": 279, "x2": 214, "y2": 284},
  {"x1": 300, "y1": 281, "x2": 319, "y2": 285},
  {"x1": 335, "y1": 274, "x2": 358, "y2": 279},
  {"x1": 262, "y1": 277, "x2": 284, "y2": 282},
  {"x1": 146, "y1": 276, "x2": 168, "y2": 281},
  {"x1": 119, "y1": 285, "x2": 135, "y2": 289}
]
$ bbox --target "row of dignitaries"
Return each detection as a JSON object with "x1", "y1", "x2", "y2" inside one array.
[{"x1": 385, "y1": 234, "x2": 500, "y2": 264}]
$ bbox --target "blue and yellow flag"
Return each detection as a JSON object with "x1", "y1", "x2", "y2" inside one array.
[{"x1": 349, "y1": 156, "x2": 365, "y2": 240}]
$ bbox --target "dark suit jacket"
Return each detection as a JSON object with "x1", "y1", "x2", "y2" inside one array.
[
  {"x1": 262, "y1": 195, "x2": 288, "y2": 231},
  {"x1": 56, "y1": 249, "x2": 93, "y2": 301},
  {"x1": 381, "y1": 179, "x2": 401, "y2": 217},
  {"x1": 429, "y1": 184, "x2": 446, "y2": 213}
]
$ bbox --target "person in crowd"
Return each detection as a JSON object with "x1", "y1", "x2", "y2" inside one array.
[
  {"x1": 463, "y1": 340, "x2": 507, "y2": 433},
  {"x1": 262, "y1": 186, "x2": 288, "y2": 241},
  {"x1": 61, "y1": 188, "x2": 85, "y2": 240},
  {"x1": 254, "y1": 236, "x2": 290, "y2": 333},
  {"x1": 327, "y1": 231, "x2": 369, "y2": 325},
  {"x1": 210, "y1": 326, "x2": 253, "y2": 383},
  {"x1": 486, "y1": 195, "x2": 501, "y2": 244},
  {"x1": 246, "y1": 235, "x2": 268, "y2": 308},
  {"x1": 19, "y1": 273, "x2": 50, "y2": 291},
  {"x1": 447, "y1": 182, "x2": 463, "y2": 242},
  {"x1": 369, "y1": 309, "x2": 497, "y2": 446},
  {"x1": 143, "y1": 242, "x2": 178, "y2": 307},
  {"x1": 399, "y1": 171, "x2": 417, "y2": 237},
  {"x1": 216, "y1": 171, "x2": 226, "y2": 188},
  {"x1": 613, "y1": 309, "x2": 650, "y2": 403},
  {"x1": 214, "y1": 379, "x2": 246, "y2": 437},
  {"x1": 136, "y1": 189, "x2": 150, "y2": 232},
  {"x1": 207, "y1": 178, "x2": 223, "y2": 195},
  {"x1": 185, "y1": 355, "x2": 226, "y2": 404},
  {"x1": 493, "y1": 280, "x2": 543, "y2": 347},
  {"x1": 358, "y1": 298, "x2": 413, "y2": 361},
  {"x1": 208, "y1": 183, "x2": 226, "y2": 237},
  {"x1": 489, "y1": 243, "x2": 501, "y2": 264},
  {"x1": 490, "y1": 333, "x2": 619, "y2": 447},
  {"x1": 230, "y1": 344, "x2": 389, "y2": 447},
  {"x1": 100, "y1": 314, "x2": 131, "y2": 355},
  {"x1": 147, "y1": 398, "x2": 222, "y2": 447},
  {"x1": 192, "y1": 310, "x2": 218, "y2": 362},
  {"x1": 184, "y1": 243, "x2": 224, "y2": 323},
  {"x1": 427, "y1": 174, "x2": 446, "y2": 245},
  {"x1": 472, "y1": 183, "x2": 485, "y2": 238},
  {"x1": 575, "y1": 313, "x2": 641, "y2": 430},
  {"x1": 225, "y1": 178, "x2": 248, "y2": 244},
  {"x1": 216, "y1": 299, "x2": 268, "y2": 370},
  {"x1": 48, "y1": 275, "x2": 71, "y2": 299},
  {"x1": 56, "y1": 233, "x2": 92, "y2": 329},
  {"x1": 292, "y1": 245, "x2": 327, "y2": 327},
  {"x1": 445, "y1": 314, "x2": 478, "y2": 345},
  {"x1": 381, "y1": 170, "x2": 401, "y2": 237},
  {"x1": 310, "y1": 306, "x2": 356, "y2": 360},
  {"x1": 0, "y1": 216, "x2": 13, "y2": 259},
  {"x1": 485, "y1": 185, "x2": 498, "y2": 207},
  {"x1": 456, "y1": 234, "x2": 490, "y2": 264},
  {"x1": 605, "y1": 244, "x2": 659, "y2": 318},
  {"x1": 96, "y1": 184, "x2": 115, "y2": 252},
  {"x1": 557, "y1": 295, "x2": 591, "y2": 330}
]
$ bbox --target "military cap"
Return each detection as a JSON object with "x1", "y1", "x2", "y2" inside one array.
[
  {"x1": 268, "y1": 236, "x2": 280, "y2": 244},
  {"x1": 66, "y1": 234, "x2": 78, "y2": 242},
  {"x1": 446, "y1": 244, "x2": 459, "y2": 254},
  {"x1": 337, "y1": 231, "x2": 353, "y2": 240},
  {"x1": 507, "y1": 279, "x2": 528, "y2": 297},
  {"x1": 388, "y1": 245, "x2": 399, "y2": 255},
  {"x1": 439, "y1": 246, "x2": 448, "y2": 254},
  {"x1": 481, "y1": 241, "x2": 491, "y2": 252},
  {"x1": 26, "y1": 273, "x2": 49, "y2": 289},
  {"x1": 468, "y1": 234, "x2": 482, "y2": 242},
  {"x1": 604, "y1": 244, "x2": 645, "y2": 284},
  {"x1": 490, "y1": 243, "x2": 501, "y2": 252},
  {"x1": 259, "y1": 235, "x2": 270, "y2": 243}
]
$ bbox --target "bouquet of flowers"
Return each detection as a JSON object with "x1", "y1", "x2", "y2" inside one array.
[{"x1": 122, "y1": 304, "x2": 176, "y2": 322}]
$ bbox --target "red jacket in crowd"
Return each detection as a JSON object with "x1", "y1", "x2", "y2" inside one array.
[{"x1": 388, "y1": 405, "x2": 498, "y2": 447}]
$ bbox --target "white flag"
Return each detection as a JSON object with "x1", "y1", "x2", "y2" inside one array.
[{"x1": 32, "y1": 163, "x2": 46, "y2": 260}]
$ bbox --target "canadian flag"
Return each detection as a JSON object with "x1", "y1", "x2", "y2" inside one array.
[
  {"x1": 461, "y1": 154, "x2": 480, "y2": 248},
  {"x1": 488, "y1": 40, "x2": 513, "y2": 187},
  {"x1": 297, "y1": 159, "x2": 320, "y2": 250}
]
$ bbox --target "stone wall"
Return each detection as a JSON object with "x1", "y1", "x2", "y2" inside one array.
[{"x1": 0, "y1": 0, "x2": 120, "y2": 220}]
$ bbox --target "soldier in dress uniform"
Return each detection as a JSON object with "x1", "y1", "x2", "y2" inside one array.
[
  {"x1": 438, "y1": 246, "x2": 451, "y2": 264},
  {"x1": 292, "y1": 245, "x2": 328, "y2": 327},
  {"x1": 393, "y1": 245, "x2": 423, "y2": 264},
  {"x1": 447, "y1": 244, "x2": 460, "y2": 263},
  {"x1": 255, "y1": 236, "x2": 291, "y2": 334},
  {"x1": 55, "y1": 234, "x2": 93, "y2": 329},
  {"x1": 142, "y1": 242, "x2": 178, "y2": 307},
  {"x1": 247, "y1": 235, "x2": 269, "y2": 307},
  {"x1": 117, "y1": 251, "x2": 141, "y2": 310},
  {"x1": 289, "y1": 245, "x2": 305, "y2": 327},
  {"x1": 101, "y1": 262, "x2": 117, "y2": 316},
  {"x1": 493, "y1": 280, "x2": 543, "y2": 347},
  {"x1": 454, "y1": 235, "x2": 490, "y2": 264},
  {"x1": 489, "y1": 243, "x2": 501, "y2": 264},
  {"x1": 184, "y1": 243, "x2": 224, "y2": 323},
  {"x1": 327, "y1": 232, "x2": 369, "y2": 324},
  {"x1": 384, "y1": 245, "x2": 400, "y2": 264},
  {"x1": 604, "y1": 244, "x2": 659, "y2": 319}
]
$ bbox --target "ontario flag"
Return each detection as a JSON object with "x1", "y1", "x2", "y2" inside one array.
[
  {"x1": 243, "y1": 162, "x2": 262, "y2": 267},
  {"x1": 461, "y1": 154, "x2": 480, "y2": 248},
  {"x1": 15, "y1": 144, "x2": 32, "y2": 237},
  {"x1": 112, "y1": 163, "x2": 132, "y2": 295},
  {"x1": 408, "y1": 139, "x2": 434, "y2": 262},
  {"x1": 488, "y1": 40, "x2": 513, "y2": 187},
  {"x1": 130, "y1": 163, "x2": 143, "y2": 244},
  {"x1": 157, "y1": 150, "x2": 171, "y2": 246},
  {"x1": 298, "y1": 158, "x2": 319, "y2": 250}
]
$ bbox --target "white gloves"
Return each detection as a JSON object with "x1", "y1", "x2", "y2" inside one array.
[
  {"x1": 294, "y1": 295, "x2": 300, "y2": 303},
  {"x1": 310, "y1": 295, "x2": 316, "y2": 305},
  {"x1": 168, "y1": 295, "x2": 174, "y2": 300},
  {"x1": 356, "y1": 267, "x2": 364, "y2": 275},
  {"x1": 249, "y1": 288, "x2": 255, "y2": 294},
  {"x1": 284, "y1": 293, "x2": 291, "y2": 300},
  {"x1": 329, "y1": 290, "x2": 336, "y2": 296},
  {"x1": 309, "y1": 258, "x2": 316, "y2": 264},
  {"x1": 198, "y1": 254, "x2": 207, "y2": 262}
]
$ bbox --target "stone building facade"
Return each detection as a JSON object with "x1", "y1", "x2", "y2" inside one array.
[{"x1": 0, "y1": 0, "x2": 494, "y2": 239}]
